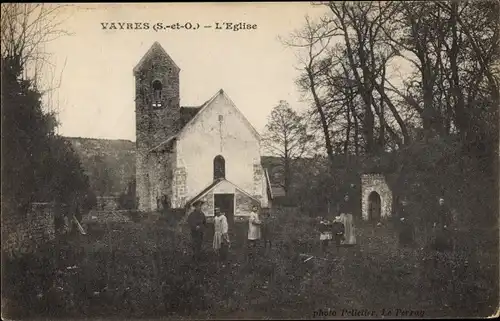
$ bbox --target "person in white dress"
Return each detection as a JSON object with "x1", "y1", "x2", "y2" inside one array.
[
  {"x1": 340, "y1": 213, "x2": 357, "y2": 246},
  {"x1": 213, "y1": 208, "x2": 229, "y2": 267},
  {"x1": 248, "y1": 205, "x2": 262, "y2": 243},
  {"x1": 247, "y1": 205, "x2": 262, "y2": 262}
]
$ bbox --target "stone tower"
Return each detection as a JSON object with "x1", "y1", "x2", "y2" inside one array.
[{"x1": 133, "y1": 42, "x2": 180, "y2": 211}]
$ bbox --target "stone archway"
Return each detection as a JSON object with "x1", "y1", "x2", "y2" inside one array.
[
  {"x1": 361, "y1": 174, "x2": 393, "y2": 221},
  {"x1": 368, "y1": 191, "x2": 381, "y2": 221}
]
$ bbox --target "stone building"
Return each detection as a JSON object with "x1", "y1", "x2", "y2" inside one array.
[
  {"x1": 134, "y1": 42, "x2": 270, "y2": 221},
  {"x1": 361, "y1": 173, "x2": 393, "y2": 221}
]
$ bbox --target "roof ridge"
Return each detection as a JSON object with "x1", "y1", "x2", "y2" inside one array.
[{"x1": 133, "y1": 42, "x2": 180, "y2": 74}]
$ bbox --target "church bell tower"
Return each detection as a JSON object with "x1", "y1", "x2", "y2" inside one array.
[{"x1": 133, "y1": 42, "x2": 180, "y2": 211}]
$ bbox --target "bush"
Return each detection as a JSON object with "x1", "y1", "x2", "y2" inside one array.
[
  {"x1": 117, "y1": 180, "x2": 137, "y2": 210},
  {"x1": 1, "y1": 242, "x2": 60, "y2": 318}
]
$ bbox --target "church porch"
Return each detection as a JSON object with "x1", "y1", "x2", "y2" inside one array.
[{"x1": 183, "y1": 179, "x2": 262, "y2": 226}]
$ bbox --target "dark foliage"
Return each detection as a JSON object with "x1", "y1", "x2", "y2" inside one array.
[
  {"x1": 117, "y1": 180, "x2": 137, "y2": 210},
  {"x1": 1, "y1": 55, "x2": 94, "y2": 216}
]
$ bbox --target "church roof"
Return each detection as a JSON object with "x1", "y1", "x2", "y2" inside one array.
[
  {"x1": 177, "y1": 89, "x2": 261, "y2": 141},
  {"x1": 148, "y1": 89, "x2": 260, "y2": 154},
  {"x1": 184, "y1": 178, "x2": 224, "y2": 208},
  {"x1": 133, "y1": 42, "x2": 180, "y2": 75},
  {"x1": 180, "y1": 106, "x2": 202, "y2": 128}
]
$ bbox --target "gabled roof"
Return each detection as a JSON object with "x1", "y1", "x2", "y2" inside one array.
[
  {"x1": 178, "y1": 88, "x2": 261, "y2": 141},
  {"x1": 148, "y1": 89, "x2": 261, "y2": 154},
  {"x1": 185, "y1": 178, "x2": 224, "y2": 208},
  {"x1": 148, "y1": 135, "x2": 177, "y2": 154},
  {"x1": 185, "y1": 178, "x2": 261, "y2": 208},
  {"x1": 133, "y1": 42, "x2": 180, "y2": 75},
  {"x1": 180, "y1": 106, "x2": 202, "y2": 127}
]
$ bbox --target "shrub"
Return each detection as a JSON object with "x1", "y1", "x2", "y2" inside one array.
[{"x1": 117, "y1": 180, "x2": 137, "y2": 210}]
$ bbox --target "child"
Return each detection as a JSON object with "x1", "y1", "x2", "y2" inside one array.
[
  {"x1": 332, "y1": 216, "x2": 345, "y2": 253},
  {"x1": 261, "y1": 210, "x2": 274, "y2": 250},
  {"x1": 319, "y1": 217, "x2": 333, "y2": 253},
  {"x1": 213, "y1": 208, "x2": 230, "y2": 267}
]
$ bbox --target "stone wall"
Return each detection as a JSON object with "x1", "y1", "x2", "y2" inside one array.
[
  {"x1": 235, "y1": 190, "x2": 260, "y2": 217},
  {"x1": 96, "y1": 196, "x2": 120, "y2": 211},
  {"x1": 198, "y1": 191, "x2": 216, "y2": 217},
  {"x1": 1, "y1": 203, "x2": 56, "y2": 255},
  {"x1": 82, "y1": 210, "x2": 131, "y2": 225},
  {"x1": 135, "y1": 43, "x2": 181, "y2": 212},
  {"x1": 173, "y1": 166, "x2": 187, "y2": 208},
  {"x1": 147, "y1": 149, "x2": 175, "y2": 211},
  {"x1": 361, "y1": 174, "x2": 393, "y2": 221}
]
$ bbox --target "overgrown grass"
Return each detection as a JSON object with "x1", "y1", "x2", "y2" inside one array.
[{"x1": 2, "y1": 208, "x2": 498, "y2": 319}]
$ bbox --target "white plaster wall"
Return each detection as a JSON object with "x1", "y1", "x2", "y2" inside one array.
[
  {"x1": 213, "y1": 180, "x2": 236, "y2": 194},
  {"x1": 361, "y1": 174, "x2": 393, "y2": 221},
  {"x1": 261, "y1": 171, "x2": 269, "y2": 207},
  {"x1": 176, "y1": 92, "x2": 262, "y2": 205}
]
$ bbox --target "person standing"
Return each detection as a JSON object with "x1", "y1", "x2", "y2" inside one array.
[
  {"x1": 188, "y1": 200, "x2": 207, "y2": 261},
  {"x1": 161, "y1": 195, "x2": 170, "y2": 215},
  {"x1": 341, "y1": 213, "x2": 357, "y2": 246},
  {"x1": 433, "y1": 197, "x2": 452, "y2": 252},
  {"x1": 331, "y1": 216, "x2": 345, "y2": 253},
  {"x1": 213, "y1": 208, "x2": 230, "y2": 267},
  {"x1": 261, "y1": 210, "x2": 274, "y2": 250},
  {"x1": 398, "y1": 198, "x2": 415, "y2": 248},
  {"x1": 247, "y1": 205, "x2": 262, "y2": 262},
  {"x1": 338, "y1": 194, "x2": 355, "y2": 217},
  {"x1": 319, "y1": 217, "x2": 333, "y2": 254}
]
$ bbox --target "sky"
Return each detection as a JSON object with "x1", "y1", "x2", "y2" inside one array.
[{"x1": 40, "y1": 3, "x2": 329, "y2": 141}]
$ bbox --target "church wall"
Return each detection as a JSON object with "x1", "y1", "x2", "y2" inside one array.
[
  {"x1": 235, "y1": 190, "x2": 260, "y2": 217},
  {"x1": 172, "y1": 166, "x2": 187, "y2": 209},
  {"x1": 134, "y1": 44, "x2": 267, "y2": 213},
  {"x1": 183, "y1": 181, "x2": 261, "y2": 222},
  {"x1": 136, "y1": 151, "x2": 150, "y2": 212},
  {"x1": 260, "y1": 170, "x2": 269, "y2": 208},
  {"x1": 135, "y1": 43, "x2": 180, "y2": 212},
  {"x1": 176, "y1": 92, "x2": 263, "y2": 207},
  {"x1": 148, "y1": 150, "x2": 176, "y2": 211}
]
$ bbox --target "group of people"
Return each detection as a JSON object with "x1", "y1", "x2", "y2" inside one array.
[
  {"x1": 186, "y1": 193, "x2": 455, "y2": 266},
  {"x1": 319, "y1": 195, "x2": 356, "y2": 252},
  {"x1": 397, "y1": 196, "x2": 454, "y2": 251},
  {"x1": 318, "y1": 195, "x2": 357, "y2": 254},
  {"x1": 187, "y1": 200, "x2": 273, "y2": 266}
]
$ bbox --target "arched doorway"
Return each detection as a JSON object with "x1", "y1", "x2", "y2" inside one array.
[{"x1": 368, "y1": 191, "x2": 381, "y2": 222}]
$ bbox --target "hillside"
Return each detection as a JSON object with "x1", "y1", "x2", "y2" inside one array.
[{"x1": 66, "y1": 137, "x2": 136, "y2": 196}]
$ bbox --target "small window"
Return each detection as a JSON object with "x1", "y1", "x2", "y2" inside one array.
[
  {"x1": 152, "y1": 80, "x2": 163, "y2": 109},
  {"x1": 218, "y1": 115, "x2": 224, "y2": 122},
  {"x1": 213, "y1": 155, "x2": 226, "y2": 180}
]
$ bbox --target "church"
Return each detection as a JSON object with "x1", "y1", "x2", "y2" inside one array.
[{"x1": 134, "y1": 42, "x2": 271, "y2": 221}]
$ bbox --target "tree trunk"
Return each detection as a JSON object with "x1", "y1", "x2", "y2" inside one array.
[
  {"x1": 306, "y1": 66, "x2": 335, "y2": 164},
  {"x1": 344, "y1": 90, "x2": 352, "y2": 154},
  {"x1": 449, "y1": 2, "x2": 469, "y2": 142},
  {"x1": 379, "y1": 65, "x2": 386, "y2": 152}
]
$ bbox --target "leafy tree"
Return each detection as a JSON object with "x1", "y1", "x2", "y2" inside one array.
[{"x1": 1, "y1": 56, "x2": 95, "y2": 215}]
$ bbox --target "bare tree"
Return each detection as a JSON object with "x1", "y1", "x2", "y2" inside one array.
[
  {"x1": 262, "y1": 100, "x2": 314, "y2": 195},
  {"x1": 282, "y1": 16, "x2": 338, "y2": 164},
  {"x1": 1, "y1": 4, "x2": 70, "y2": 76}
]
